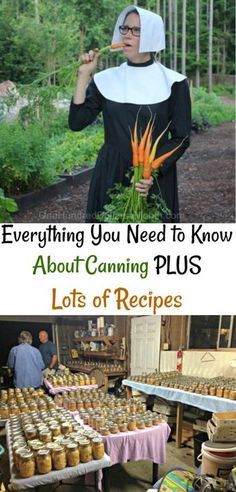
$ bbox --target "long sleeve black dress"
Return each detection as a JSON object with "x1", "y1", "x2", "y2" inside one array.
[{"x1": 69, "y1": 60, "x2": 191, "y2": 223}]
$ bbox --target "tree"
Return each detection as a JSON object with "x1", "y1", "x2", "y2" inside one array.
[
  {"x1": 208, "y1": 0, "x2": 214, "y2": 91},
  {"x1": 195, "y1": 0, "x2": 200, "y2": 87},
  {"x1": 181, "y1": 0, "x2": 186, "y2": 75}
]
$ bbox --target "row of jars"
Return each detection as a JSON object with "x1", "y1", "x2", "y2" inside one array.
[
  {"x1": 80, "y1": 409, "x2": 165, "y2": 435},
  {"x1": 9, "y1": 409, "x2": 105, "y2": 478},
  {"x1": 55, "y1": 392, "x2": 146, "y2": 414},
  {"x1": 0, "y1": 396, "x2": 56, "y2": 420},
  {"x1": 128, "y1": 374, "x2": 236, "y2": 400},
  {"x1": 47, "y1": 371, "x2": 96, "y2": 388},
  {"x1": 1, "y1": 387, "x2": 45, "y2": 403},
  {"x1": 67, "y1": 359, "x2": 124, "y2": 374}
]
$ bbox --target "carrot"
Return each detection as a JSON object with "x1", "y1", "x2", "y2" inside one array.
[
  {"x1": 110, "y1": 43, "x2": 125, "y2": 50},
  {"x1": 130, "y1": 116, "x2": 139, "y2": 167},
  {"x1": 142, "y1": 116, "x2": 155, "y2": 179},
  {"x1": 138, "y1": 117, "x2": 152, "y2": 164},
  {"x1": 148, "y1": 121, "x2": 171, "y2": 165},
  {"x1": 151, "y1": 137, "x2": 188, "y2": 170}
]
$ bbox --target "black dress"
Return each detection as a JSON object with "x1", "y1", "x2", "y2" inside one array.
[{"x1": 69, "y1": 60, "x2": 191, "y2": 223}]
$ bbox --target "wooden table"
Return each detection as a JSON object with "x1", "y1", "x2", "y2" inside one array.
[{"x1": 122, "y1": 379, "x2": 236, "y2": 448}]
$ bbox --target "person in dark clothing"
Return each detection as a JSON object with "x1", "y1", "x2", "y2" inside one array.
[
  {"x1": 38, "y1": 330, "x2": 58, "y2": 370},
  {"x1": 69, "y1": 5, "x2": 191, "y2": 223}
]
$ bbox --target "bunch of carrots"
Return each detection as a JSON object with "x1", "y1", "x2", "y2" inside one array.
[{"x1": 123, "y1": 114, "x2": 187, "y2": 221}]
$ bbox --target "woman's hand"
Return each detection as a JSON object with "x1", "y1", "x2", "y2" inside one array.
[
  {"x1": 135, "y1": 177, "x2": 154, "y2": 196},
  {"x1": 78, "y1": 49, "x2": 99, "y2": 77}
]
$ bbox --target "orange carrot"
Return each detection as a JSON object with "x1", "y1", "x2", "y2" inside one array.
[
  {"x1": 148, "y1": 121, "x2": 171, "y2": 165},
  {"x1": 138, "y1": 117, "x2": 152, "y2": 164},
  {"x1": 130, "y1": 116, "x2": 139, "y2": 167},
  {"x1": 151, "y1": 137, "x2": 188, "y2": 170},
  {"x1": 142, "y1": 117, "x2": 155, "y2": 178},
  {"x1": 110, "y1": 43, "x2": 125, "y2": 50}
]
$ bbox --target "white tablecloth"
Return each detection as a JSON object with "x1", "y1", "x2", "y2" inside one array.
[
  {"x1": 122, "y1": 380, "x2": 236, "y2": 412},
  {"x1": 6, "y1": 422, "x2": 110, "y2": 490}
]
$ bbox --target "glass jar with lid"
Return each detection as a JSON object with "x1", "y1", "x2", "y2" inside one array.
[
  {"x1": 79, "y1": 439, "x2": 92, "y2": 463},
  {"x1": 39, "y1": 429, "x2": 52, "y2": 443},
  {"x1": 36, "y1": 449, "x2": 52, "y2": 474},
  {"x1": 66, "y1": 443, "x2": 80, "y2": 466},
  {"x1": 50, "y1": 424, "x2": 61, "y2": 437},
  {"x1": 0, "y1": 405, "x2": 9, "y2": 419},
  {"x1": 127, "y1": 417, "x2": 137, "y2": 431},
  {"x1": 137, "y1": 419, "x2": 145, "y2": 430},
  {"x1": 19, "y1": 451, "x2": 35, "y2": 478},
  {"x1": 52, "y1": 446, "x2": 66, "y2": 470},
  {"x1": 92, "y1": 438, "x2": 104, "y2": 460},
  {"x1": 61, "y1": 422, "x2": 73, "y2": 435}
]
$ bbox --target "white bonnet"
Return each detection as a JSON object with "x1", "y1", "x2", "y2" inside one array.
[{"x1": 111, "y1": 4, "x2": 165, "y2": 53}]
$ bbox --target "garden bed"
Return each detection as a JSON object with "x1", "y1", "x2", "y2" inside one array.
[
  {"x1": 14, "y1": 122, "x2": 235, "y2": 223},
  {"x1": 11, "y1": 168, "x2": 94, "y2": 212}
]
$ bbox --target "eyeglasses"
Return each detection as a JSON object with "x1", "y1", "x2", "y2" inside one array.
[{"x1": 119, "y1": 25, "x2": 141, "y2": 37}]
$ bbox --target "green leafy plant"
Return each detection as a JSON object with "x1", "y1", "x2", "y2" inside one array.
[
  {"x1": 47, "y1": 126, "x2": 104, "y2": 174},
  {"x1": 192, "y1": 87, "x2": 234, "y2": 126},
  {"x1": 0, "y1": 121, "x2": 58, "y2": 194},
  {"x1": 0, "y1": 188, "x2": 18, "y2": 223},
  {"x1": 97, "y1": 181, "x2": 170, "y2": 223}
]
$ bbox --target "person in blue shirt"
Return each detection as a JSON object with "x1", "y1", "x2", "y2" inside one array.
[
  {"x1": 38, "y1": 330, "x2": 58, "y2": 370},
  {"x1": 7, "y1": 331, "x2": 45, "y2": 388}
]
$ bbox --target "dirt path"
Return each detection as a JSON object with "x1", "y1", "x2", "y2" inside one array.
[{"x1": 15, "y1": 121, "x2": 235, "y2": 223}]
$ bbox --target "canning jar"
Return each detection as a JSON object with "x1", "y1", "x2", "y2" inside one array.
[
  {"x1": 92, "y1": 438, "x2": 104, "y2": 460},
  {"x1": 50, "y1": 424, "x2": 61, "y2": 437},
  {"x1": 39, "y1": 430, "x2": 52, "y2": 443},
  {"x1": 19, "y1": 451, "x2": 35, "y2": 478},
  {"x1": 127, "y1": 417, "x2": 137, "y2": 431},
  {"x1": 99, "y1": 427, "x2": 109, "y2": 436},
  {"x1": 79, "y1": 440, "x2": 92, "y2": 463},
  {"x1": 36, "y1": 449, "x2": 52, "y2": 474},
  {"x1": 66, "y1": 443, "x2": 80, "y2": 466},
  {"x1": 0, "y1": 405, "x2": 9, "y2": 419},
  {"x1": 119, "y1": 422, "x2": 128, "y2": 432},
  {"x1": 61, "y1": 422, "x2": 73, "y2": 435},
  {"x1": 137, "y1": 419, "x2": 145, "y2": 430},
  {"x1": 52, "y1": 446, "x2": 66, "y2": 470}
]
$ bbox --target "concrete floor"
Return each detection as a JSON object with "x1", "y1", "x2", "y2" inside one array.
[{"x1": 0, "y1": 427, "x2": 196, "y2": 492}]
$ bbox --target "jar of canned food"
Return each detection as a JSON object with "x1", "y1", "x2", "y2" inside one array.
[
  {"x1": 216, "y1": 387, "x2": 224, "y2": 398},
  {"x1": 229, "y1": 389, "x2": 236, "y2": 400},
  {"x1": 99, "y1": 427, "x2": 110, "y2": 436},
  {"x1": 0, "y1": 405, "x2": 9, "y2": 419},
  {"x1": 39, "y1": 430, "x2": 52, "y2": 443},
  {"x1": 25, "y1": 426, "x2": 38, "y2": 440},
  {"x1": 92, "y1": 438, "x2": 104, "y2": 460},
  {"x1": 110, "y1": 424, "x2": 119, "y2": 434},
  {"x1": 137, "y1": 419, "x2": 145, "y2": 430},
  {"x1": 36, "y1": 449, "x2": 52, "y2": 474},
  {"x1": 66, "y1": 443, "x2": 80, "y2": 466},
  {"x1": 50, "y1": 424, "x2": 61, "y2": 437},
  {"x1": 19, "y1": 451, "x2": 35, "y2": 478},
  {"x1": 127, "y1": 417, "x2": 136, "y2": 432},
  {"x1": 61, "y1": 422, "x2": 72, "y2": 435},
  {"x1": 52, "y1": 446, "x2": 66, "y2": 470},
  {"x1": 79, "y1": 440, "x2": 92, "y2": 463}
]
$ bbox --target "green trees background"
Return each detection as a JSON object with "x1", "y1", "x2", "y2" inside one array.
[{"x1": 0, "y1": 0, "x2": 234, "y2": 85}]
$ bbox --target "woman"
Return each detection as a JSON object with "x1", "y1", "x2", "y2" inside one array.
[{"x1": 69, "y1": 5, "x2": 191, "y2": 222}]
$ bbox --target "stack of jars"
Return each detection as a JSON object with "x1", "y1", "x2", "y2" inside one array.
[
  {"x1": 9, "y1": 408, "x2": 105, "y2": 478},
  {"x1": 47, "y1": 370, "x2": 96, "y2": 388},
  {"x1": 0, "y1": 388, "x2": 56, "y2": 420}
]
